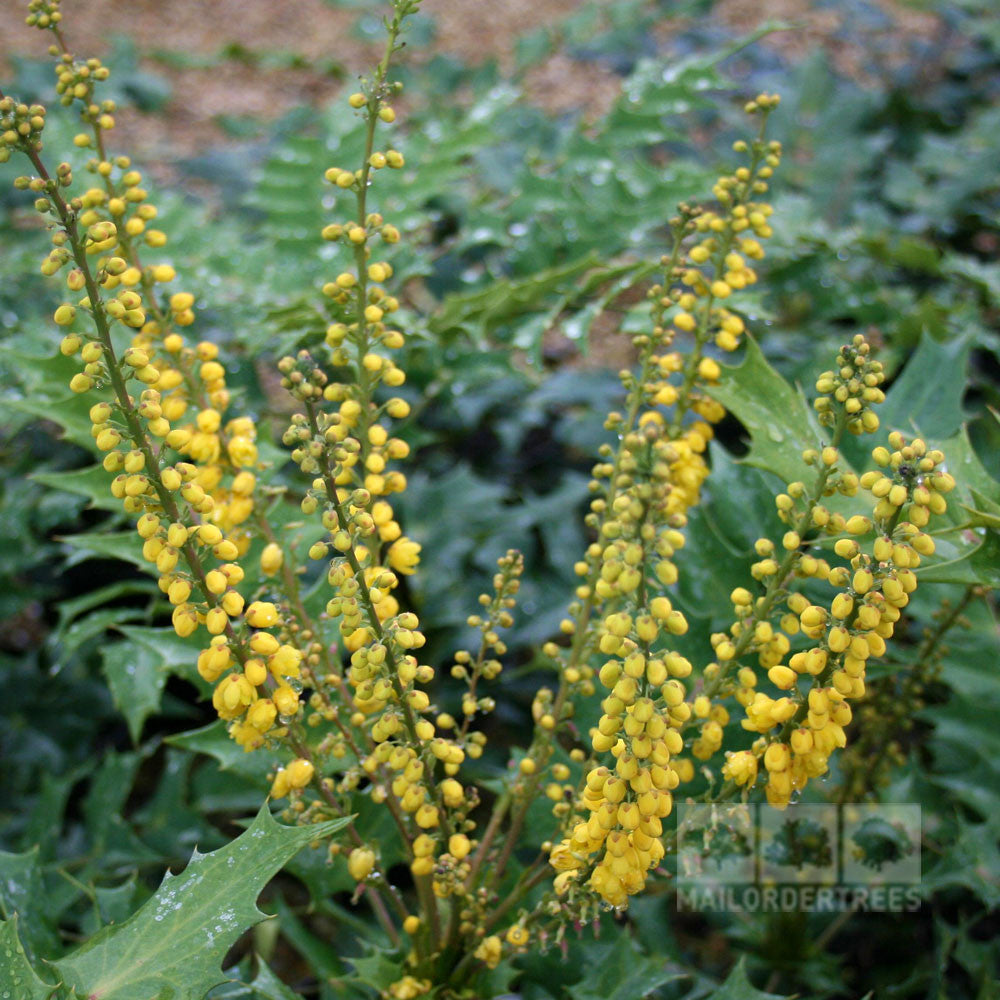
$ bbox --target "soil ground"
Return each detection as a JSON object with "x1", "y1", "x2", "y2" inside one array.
[{"x1": 0, "y1": 0, "x2": 939, "y2": 159}]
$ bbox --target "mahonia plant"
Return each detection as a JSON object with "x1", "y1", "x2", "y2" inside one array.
[{"x1": 0, "y1": 1, "x2": 964, "y2": 996}]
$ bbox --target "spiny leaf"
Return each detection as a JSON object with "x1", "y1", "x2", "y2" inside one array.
[
  {"x1": 707, "y1": 957, "x2": 789, "y2": 1000},
  {"x1": 565, "y1": 937, "x2": 685, "y2": 1000},
  {"x1": 54, "y1": 806, "x2": 350, "y2": 1000},
  {"x1": 249, "y1": 958, "x2": 306, "y2": 1000},
  {"x1": 707, "y1": 336, "x2": 827, "y2": 486},
  {"x1": 0, "y1": 916, "x2": 56, "y2": 1000},
  {"x1": 879, "y1": 331, "x2": 971, "y2": 438},
  {"x1": 0, "y1": 847, "x2": 58, "y2": 960}
]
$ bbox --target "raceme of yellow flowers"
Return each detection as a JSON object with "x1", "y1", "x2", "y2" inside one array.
[{"x1": 1, "y1": 0, "x2": 959, "y2": 989}]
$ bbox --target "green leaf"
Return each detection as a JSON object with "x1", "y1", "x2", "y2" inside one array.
[
  {"x1": 54, "y1": 581, "x2": 157, "y2": 640},
  {"x1": 166, "y1": 720, "x2": 281, "y2": 781},
  {"x1": 249, "y1": 958, "x2": 305, "y2": 1000},
  {"x1": 81, "y1": 751, "x2": 163, "y2": 867},
  {"x1": 916, "y1": 530, "x2": 1000, "y2": 588},
  {"x1": 429, "y1": 253, "x2": 603, "y2": 347},
  {"x1": 0, "y1": 916, "x2": 56, "y2": 1000},
  {"x1": 708, "y1": 958, "x2": 788, "y2": 1000},
  {"x1": 707, "y1": 336, "x2": 826, "y2": 485},
  {"x1": 101, "y1": 639, "x2": 169, "y2": 743},
  {"x1": 936, "y1": 425, "x2": 1000, "y2": 507},
  {"x1": 58, "y1": 529, "x2": 147, "y2": 570},
  {"x1": 95, "y1": 876, "x2": 141, "y2": 926},
  {"x1": 0, "y1": 847, "x2": 58, "y2": 959},
  {"x1": 962, "y1": 488, "x2": 1000, "y2": 530},
  {"x1": 269, "y1": 897, "x2": 348, "y2": 979},
  {"x1": 347, "y1": 946, "x2": 406, "y2": 995},
  {"x1": 909, "y1": 426, "x2": 1000, "y2": 588},
  {"x1": 31, "y1": 463, "x2": 119, "y2": 512},
  {"x1": 4, "y1": 349, "x2": 99, "y2": 450},
  {"x1": 118, "y1": 625, "x2": 205, "y2": 675},
  {"x1": 879, "y1": 332, "x2": 971, "y2": 438},
  {"x1": 55, "y1": 806, "x2": 350, "y2": 1000},
  {"x1": 921, "y1": 819, "x2": 1000, "y2": 909},
  {"x1": 566, "y1": 937, "x2": 684, "y2": 1000}
]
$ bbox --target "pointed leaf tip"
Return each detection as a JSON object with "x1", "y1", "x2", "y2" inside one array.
[{"x1": 54, "y1": 805, "x2": 349, "y2": 1000}]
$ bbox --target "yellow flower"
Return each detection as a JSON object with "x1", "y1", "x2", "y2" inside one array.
[
  {"x1": 387, "y1": 536, "x2": 420, "y2": 575},
  {"x1": 505, "y1": 924, "x2": 530, "y2": 948},
  {"x1": 474, "y1": 935, "x2": 502, "y2": 969},
  {"x1": 285, "y1": 758, "x2": 315, "y2": 789},
  {"x1": 227, "y1": 435, "x2": 258, "y2": 468},
  {"x1": 388, "y1": 977, "x2": 432, "y2": 1000},
  {"x1": 260, "y1": 542, "x2": 283, "y2": 576},
  {"x1": 245, "y1": 601, "x2": 280, "y2": 628},
  {"x1": 347, "y1": 847, "x2": 375, "y2": 881}
]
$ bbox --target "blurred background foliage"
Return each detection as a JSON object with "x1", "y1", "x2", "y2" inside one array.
[{"x1": 0, "y1": 0, "x2": 998, "y2": 997}]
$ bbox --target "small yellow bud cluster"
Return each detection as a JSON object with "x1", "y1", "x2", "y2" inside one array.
[
  {"x1": 24, "y1": 0, "x2": 62, "y2": 30},
  {"x1": 24, "y1": 51, "x2": 261, "y2": 648},
  {"x1": 814, "y1": 334, "x2": 886, "y2": 434},
  {"x1": 678, "y1": 123, "x2": 781, "y2": 352},
  {"x1": 282, "y1": 388, "x2": 414, "y2": 657},
  {"x1": 578, "y1": 417, "x2": 692, "y2": 608},
  {"x1": 474, "y1": 935, "x2": 503, "y2": 970},
  {"x1": 861, "y1": 433, "x2": 954, "y2": 530},
  {"x1": 387, "y1": 976, "x2": 432, "y2": 1000},
  {"x1": 72, "y1": 149, "x2": 262, "y2": 543},
  {"x1": 450, "y1": 551, "x2": 524, "y2": 746},
  {"x1": 322, "y1": 253, "x2": 405, "y2": 368},
  {"x1": 0, "y1": 97, "x2": 47, "y2": 161},
  {"x1": 54, "y1": 54, "x2": 113, "y2": 132},
  {"x1": 280, "y1": 82, "x2": 481, "y2": 890},
  {"x1": 281, "y1": 351, "x2": 410, "y2": 502},
  {"x1": 839, "y1": 589, "x2": 973, "y2": 800},
  {"x1": 92, "y1": 386, "x2": 293, "y2": 749}
]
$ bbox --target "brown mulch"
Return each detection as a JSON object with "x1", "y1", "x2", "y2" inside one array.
[
  {"x1": 0, "y1": 0, "x2": 942, "y2": 371},
  {"x1": 0, "y1": 0, "x2": 940, "y2": 159}
]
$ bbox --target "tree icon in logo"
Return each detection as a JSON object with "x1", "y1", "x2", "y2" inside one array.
[
  {"x1": 763, "y1": 816, "x2": 834, "y2": 871},
  {"x1": 850, "y1": 816, "x2": 915, "y2": 871}
]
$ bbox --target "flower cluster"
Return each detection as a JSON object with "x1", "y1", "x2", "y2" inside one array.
[
  {"x1": 544, "y1": 97, "x2": 785, "y2": 910},
  {"x1": 4, "y1": 0, "x2": 972, "y2": 993},
  {"x1": 3, "y1": 15, "x2": 297, "y2": 754},
  {"x1": 707, "y1": 336, "x2": 955, "y2": 806}
]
